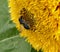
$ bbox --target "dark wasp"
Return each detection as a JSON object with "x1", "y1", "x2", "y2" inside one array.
[
  {"x1": 19, "y1": 16, "x2": 30, "y2": 29},
  {"x1": 19, "y1": 8, "x2": 34, "y2": 30}
]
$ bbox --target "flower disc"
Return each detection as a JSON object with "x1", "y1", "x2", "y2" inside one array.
[{"x1": 8, "y1": 0, "x2": 60, "y2": 52}]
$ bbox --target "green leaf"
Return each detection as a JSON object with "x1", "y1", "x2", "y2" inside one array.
[
  {"x1": 0, "y1": 3, "x2": 18, "y2": 39},
  {"x1": 0, "y1": 35, "x2": 31, "y2": 52},
  {"x1": 0, "y1": 0, "x2": 17, "y2": 40},
  {"x1": 0, "y1": 27, "x2": 19, "y2": 40},
  {"x1": 31, "y1": 48, "x2": 37, "y2": 52},
  {"x1": 31, "y1": 48, "x2": 43, "y2": 52}
]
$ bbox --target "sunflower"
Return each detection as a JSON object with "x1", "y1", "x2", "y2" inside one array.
[{"x1": 8, "y1": 0, "x2": 60, "y2": 52}]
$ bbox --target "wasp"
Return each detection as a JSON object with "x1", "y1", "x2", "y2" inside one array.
[
  {"x1": 19, "y1": 16, "x2": 30, "y2": 29},
  {"x1": 19, "y1": 8, "x2": 35, "y2": 30}
]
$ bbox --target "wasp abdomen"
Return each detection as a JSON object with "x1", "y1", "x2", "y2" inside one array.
[{"x1": 23, "y1": 23, "x2": 30, "y2": 29}]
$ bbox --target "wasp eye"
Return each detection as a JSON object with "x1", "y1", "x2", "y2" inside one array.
[{"x1": 19, "y1": 16, "x2": 24, "y2": 24}]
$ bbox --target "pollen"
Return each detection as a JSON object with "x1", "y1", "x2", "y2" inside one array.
[{"x1": 8, "y1": 0, "x2": 60, "y2": 52}]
